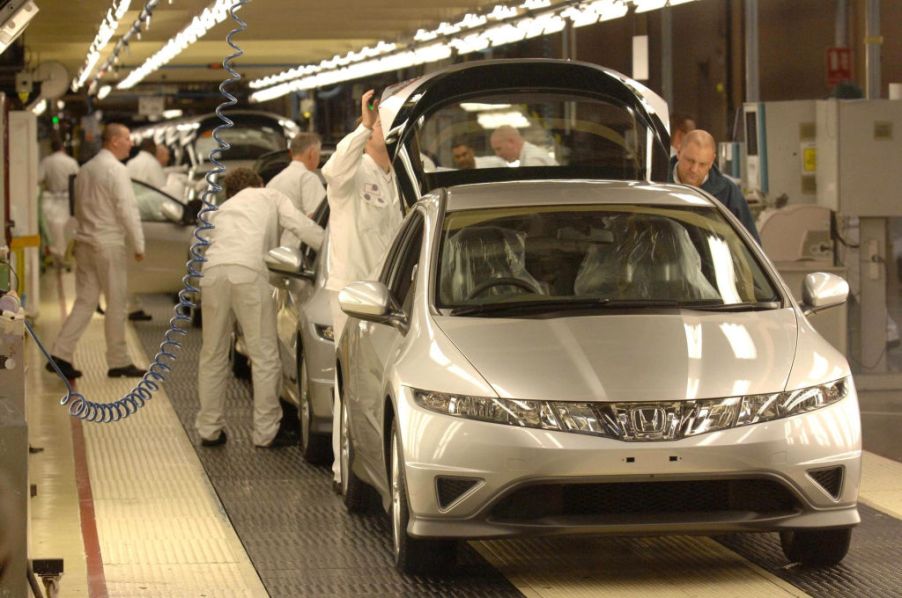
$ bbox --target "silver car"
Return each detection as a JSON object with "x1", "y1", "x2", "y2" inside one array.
[
  {"x1": 264, "y1": 201, "x2": 335, "y2": 463},
  {"x1": 333, "y1": 60, "x2": 860, "y2": 574},
  {"x1": 127, "y1": 180, "x2": 197, "y2": 295}
]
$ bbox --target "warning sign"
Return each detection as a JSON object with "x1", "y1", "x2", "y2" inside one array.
[{"x1": 826, "y1": 47, "x2": 852, "y2": 86}]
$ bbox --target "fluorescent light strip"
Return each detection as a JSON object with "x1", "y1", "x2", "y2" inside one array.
[
  {"x1": 117, "y1": 0, "x2": 242, "y2": 90},
  {"x1": 88, "y1": 0, "x2": 162, "y2": 95},
  {"x1": 250, "y1": 0, "x2": 693, "y2": 102},
  {"x1": 71, "y1": 0, "x2": 132, "y2": 91}
]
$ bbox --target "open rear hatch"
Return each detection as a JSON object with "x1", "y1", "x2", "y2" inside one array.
[{"x1": 377, "y1": 59, "x2": 671, "y2": 206}]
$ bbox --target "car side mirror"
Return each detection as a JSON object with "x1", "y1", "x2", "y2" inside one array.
[
  {"x1": 265, "y1": 246, "x2": 314, "y2": 280},
  {"x1": 160, "y1": 201, "x2": 184, "y2": 224},
  {"x1": 801, "y1": 272, "x2": 849, "y2": 315},
  {"x1": 338, "y1": 281, "x2": 407, "y2": 329}
]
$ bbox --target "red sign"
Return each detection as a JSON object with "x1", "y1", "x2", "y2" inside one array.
[{"x1": 827, "y1": 47, "x2": 853, "y2": 86}]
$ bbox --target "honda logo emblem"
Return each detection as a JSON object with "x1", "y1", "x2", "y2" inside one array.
[{"x1": 630, "y1": 406, "x2": 666, "y2": 434}]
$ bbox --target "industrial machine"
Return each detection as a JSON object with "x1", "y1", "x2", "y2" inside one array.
[{"x1": 747, "y1": 98, "x2": 902, "y2": 373}]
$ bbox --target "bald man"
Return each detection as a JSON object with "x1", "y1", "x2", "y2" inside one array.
[
  {"x1": 490, "y1": 125, "x2": 557, "y2": 166},
  {"x1": 670, "y1": 129, "x2": 760, "y2": 242},
  {"x1": 47, "y1": 123, "x2": 148, "y2": 379}
]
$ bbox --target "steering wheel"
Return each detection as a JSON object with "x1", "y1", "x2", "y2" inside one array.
[{"x1": 467, "y1": 277, "x2": 543, "y2": 300}]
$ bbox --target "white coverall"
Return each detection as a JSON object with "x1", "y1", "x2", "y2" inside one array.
[
  {"x1": 519, "y1": 141, "x2": 558, "y2": 166},
  {"x1": 51, "y1": 149, "x2": 145, "y2": 369},
  {"x1": 266, "y1": 160, "x2": 326, "y2": 246},
  {"x1": 127, "y1": 150, "x2": 167, "y2": 189},
  {"x1": 38, "y1": 150, "x2": 79, "y2": 258},
  {"x1": 321, "y1": 124, "x2": 403, "y2": 483},
  {"x1": 196, "y1": 187, "x2": 324, "y2": 446}
]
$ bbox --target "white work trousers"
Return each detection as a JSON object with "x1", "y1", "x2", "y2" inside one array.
[
  {"x1": 196, "y1": 266, "x2": 282, "y2": 446},
  {"x1": 53, "y1": 242, "x2": 131, "y2": 368},
  {"x1": 330, "y1": 295, "x2": 349, "y2": 483},
  {"x1": 42, "y1": 192, "x2": 71, "y2": 258}
]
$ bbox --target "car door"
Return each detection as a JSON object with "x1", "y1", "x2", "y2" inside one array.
[
  {"x1": 349, "y1": 210, "x2": 425, "y2": 470},
  {"x1": 274, "y1": 200, "x2": 329, "y2": 385},
  {"x1": 127, "y1": 180, "x2": 194, "y2": 294}
]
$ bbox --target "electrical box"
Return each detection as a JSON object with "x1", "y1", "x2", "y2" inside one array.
[
  {"x1": 816, "y1": 99, "x2": 902, "y2": 217},
  {"x1": 743, "y1": 101, "x2": 818, "y2": 205}
]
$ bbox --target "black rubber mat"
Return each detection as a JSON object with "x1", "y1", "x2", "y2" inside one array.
[
  {"x1": 133, "y1": 295, "x2": 522, "y2": 597},
  {"x1": 134, "y1": 294, "x2": 902, "y2": 597},
  {"x1": 716, "y1": 504, "x2": 902, "y2": 597}
]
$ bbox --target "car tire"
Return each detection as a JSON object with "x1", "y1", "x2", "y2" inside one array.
[
  {"x1": 779, "y1": 528, "x2": 852, "y2": 567},
  {"x1": 297, "y1": 348, "x2": 329, "y2": 465},
  {"x1": 230, "y1": 335, "x2": 251, "y2": 380},
  {"x1": 390, "y1": 420, "x2": 457, "y2": 575},
  {"x1": 340, "y1": 394, "x2": 367, "y2": 513}
]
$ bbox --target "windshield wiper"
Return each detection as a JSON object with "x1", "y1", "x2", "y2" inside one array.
[
  {"x1": 683, "y1": 300, "x2": 782, "y2": 311},
  {"x1": 448, "y1": 297, "x2": 681, "y2": 317}
]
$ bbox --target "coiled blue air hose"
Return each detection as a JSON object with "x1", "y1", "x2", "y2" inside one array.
[{"x1": 29, "y1": 0, "x2": 249, "y2": 423}]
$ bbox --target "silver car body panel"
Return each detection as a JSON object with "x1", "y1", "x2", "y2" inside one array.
[
  {"x1": 432, "y1": 309, "x2": 801, "y2": 403},
  {"x1": 273, "y1": 222, "x2": 335, "y2": 433}
]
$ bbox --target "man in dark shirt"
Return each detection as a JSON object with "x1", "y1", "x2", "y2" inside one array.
[{"x1": 668, "y1": 129, "x2": 760, "y2": 243}]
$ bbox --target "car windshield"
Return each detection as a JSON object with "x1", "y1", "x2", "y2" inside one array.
[
  {"x1": 436, "y1": 204, "x2": 781, "y2": 315},
  {"x1": 413, "y1": 92, "x2": 663, "y2": 183}
]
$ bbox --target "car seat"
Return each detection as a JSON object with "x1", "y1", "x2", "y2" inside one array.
[{"x1": 443, "y1": 226, "x2": 545, "y2": 303}]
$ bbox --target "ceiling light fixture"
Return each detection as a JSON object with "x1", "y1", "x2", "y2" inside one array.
[
  {"x1": 118, "y1": 0, "x2": 241, "y2": 89},
  {"x1": 97, "y1": 85, "x2": 112, "y2": 100},
  {"x1": 87, "y1": 0, "x2": 162, "y2": 95},
  {"x1": 249, "y1": 0, "x2": 691, "y2": 103},
  {"x1": 71, "y1": 0, "x2": 132, "y2": 91}
]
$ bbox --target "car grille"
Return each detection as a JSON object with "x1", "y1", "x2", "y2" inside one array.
[
  {"x1": 489, "y1": 478, "x2": 799, "y2": 522},
  {"x1": 807, "y1": 466, "x2": 844, "y2": 499}
]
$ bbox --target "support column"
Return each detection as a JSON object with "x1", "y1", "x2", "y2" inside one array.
[
  {"x1": 865, "y1": 0, "x2": 881, "y2": 99},
  {"x1": 744, "y1": 0, "x2": 759, "y2": 102},
  {"x1": 661, "y1": 5, "x2": 673, "y2": 109}
]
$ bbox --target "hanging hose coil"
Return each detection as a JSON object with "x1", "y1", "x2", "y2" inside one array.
[{"x1": 32, "y1": 0, "x2": 249, "y2": 423}]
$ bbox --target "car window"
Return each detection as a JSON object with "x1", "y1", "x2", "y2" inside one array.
[
  {"x1": 436, "y1": 204, "x2": 780, "y2": 312},
  {"x1": 379, "y1": 210, "x2": 424, "y2": 285},
  {"x1": 299, "y1": 199, "x2": 330, "y2": 263},
  {"x1": 414, "y1": 93, "x2": 653, "y2": 182},
  {"x1": 132, "y1": 181, "x2": 183, "y2": 222},
  {"x1": 388, "y1": 214, "x2": 424, "y2": 313}
]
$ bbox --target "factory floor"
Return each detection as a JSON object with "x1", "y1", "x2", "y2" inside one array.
[{"x1": 23, "y1": 268, "x2": 902, "y2": 597}]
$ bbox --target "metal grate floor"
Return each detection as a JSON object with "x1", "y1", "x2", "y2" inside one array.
[
  {"x1": 134, "y1": 293, "x2": 902, "y2": 597},
  {"x1": 133, "y1": 294, "x2": 520, "y2": 597}
]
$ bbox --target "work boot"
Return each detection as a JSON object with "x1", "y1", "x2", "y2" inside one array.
[
  {"x1": 128, "y1": 310, "x2": 153, "y2": 322},
  {"x1": 107, "y1": 364, "x2": 147, "y2": 378},
  {"x1": 255, "y1": 427, "x2": 297, "y2": 449},
  {"x1": 200, "y1": 430, "x2": 227, "y2": 447},
  {"x1": 45, "y1": 356, "x2": 82, "y2": 379}
]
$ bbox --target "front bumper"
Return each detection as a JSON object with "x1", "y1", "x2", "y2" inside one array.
[{"x1": 395, "y1": 386, "x2": 862, "y2": 539}]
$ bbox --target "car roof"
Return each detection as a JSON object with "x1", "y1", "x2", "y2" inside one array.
[{"x1": 441, "y1": 180, "x2": 716, "y2": 212}]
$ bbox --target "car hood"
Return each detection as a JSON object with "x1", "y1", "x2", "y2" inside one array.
[{"x1": 433, "y1": 308, "x2": 798, "y2": 403}]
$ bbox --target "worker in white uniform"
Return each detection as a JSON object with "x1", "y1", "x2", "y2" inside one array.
[
  {"x1": 266, "y1": 131, "x2": 325, "y2": 247},
  {"x1": 46, "y1": 124, "x2": 147, "y2": 380},
  {"x1": 121, "y1": 138, "x2": 172, "y2": 321},
  {"x1": 38, "y1": 137, "x2": 79, "y2": 263},
  {"x1": 127, "y1": 138, "x2": 167, "y2": 189},
  {"x1": 490, "y1": 125, "x2": 558, "y2": 166},
  {"x1": 321, "y1": 89, "x2": 403, "y2": 487},
  {"x1": 196, "y1": 167, "x2": 324, "y2": 448}
]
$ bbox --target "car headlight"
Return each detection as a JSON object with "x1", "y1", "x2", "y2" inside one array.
[{"x1": 412, "y1": 378, "x2": 850, "y2": 442}]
